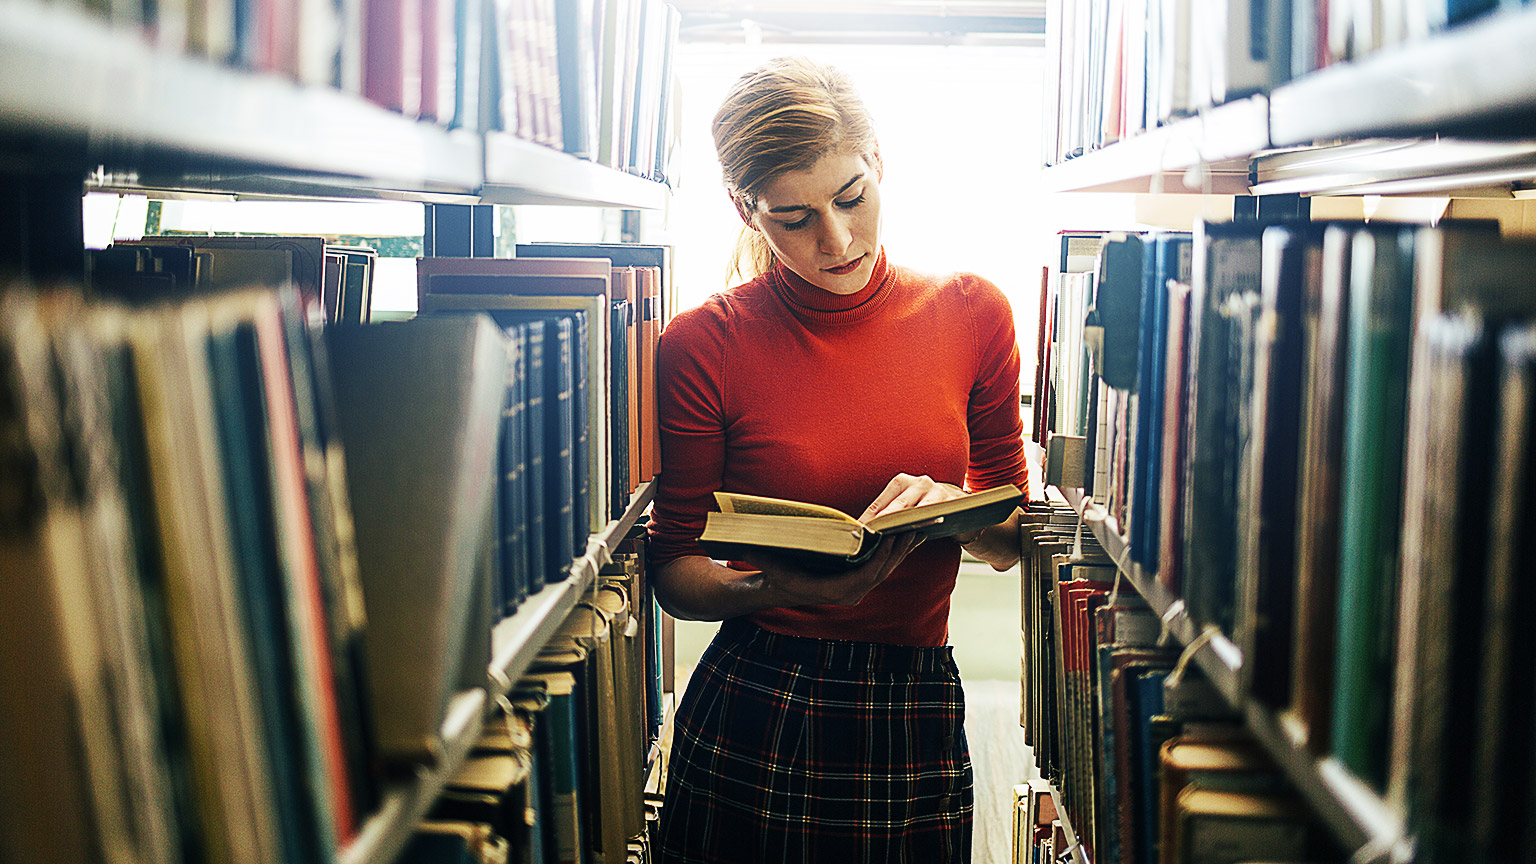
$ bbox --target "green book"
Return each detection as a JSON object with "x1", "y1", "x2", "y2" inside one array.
[{"x1": 1330, "y1": 224, "x2": 1416, "y2": 790}]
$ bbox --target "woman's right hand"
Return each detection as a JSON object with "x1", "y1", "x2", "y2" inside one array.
[{"x1": 737, "y1": 530, "x2": 921, "y2": 608}]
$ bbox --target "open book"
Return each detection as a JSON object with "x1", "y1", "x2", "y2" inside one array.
[{"x1": 699, "y1": 484, "x2": 1024, "y2": 572}]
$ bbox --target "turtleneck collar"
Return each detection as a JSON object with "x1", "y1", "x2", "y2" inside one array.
[{"x1": 770, "y1": 248, "x2": 895, "y2": 325}]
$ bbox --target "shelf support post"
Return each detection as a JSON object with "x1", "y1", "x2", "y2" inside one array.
[
  {"x1": 423, "y1": 203, "x2": 496, "y2": 258},
  {"x1": 0, "y1": 171, "x2": 85, "y2": 285},
  {"x1": 1233, "y1": 192, "x2": 1309, "y2": 224}
]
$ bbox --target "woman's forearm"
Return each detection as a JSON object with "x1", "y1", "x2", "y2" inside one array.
[
  {"x1": 651, "y1": 555, "x2": 790, "y2": 621},
  {"x1": 959, "y1": 508, "x2": 1022, "y2": 571}
]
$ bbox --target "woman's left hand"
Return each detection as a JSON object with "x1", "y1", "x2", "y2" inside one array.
[
  {"x1": 860, "y1": 473, "x2": 976, "y2": 540},
  {"x1": 861, "y1": 472, "x2": 1011, "y2": 556}
]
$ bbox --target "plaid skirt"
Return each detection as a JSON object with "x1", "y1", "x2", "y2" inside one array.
[{"x1": 657, "y1": 618, "x2": 973, "y2": 863}]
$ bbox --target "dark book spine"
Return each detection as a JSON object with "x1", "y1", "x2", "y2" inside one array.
[
  {"x1": 567, "y1": 312, "x2": 590, "y2": 558},
  {"x1": 522, "y1": 322, "x2": 548, "y2": 591},
  {"x1": 107, "y1": 338, "x2": 216, "y2": 864},
  {"x1": 209, "y1": 327, "x2": 315, "y2": 864},
  {"x1": 281, "y1": 291, "x2": 380, "y2": 823},
  {"x1": 1331, "y1": 225, "x2": 1416, "y2": 791},
  {"x1": 550, "y1": 318, "x2": 577, "y2": 579},
  {"x1": 1246, "y1": 226, "x2": 1308, "y2": 708},
  {"x1": 502, "y1": 323, "x2": 530, "y2": 611}
]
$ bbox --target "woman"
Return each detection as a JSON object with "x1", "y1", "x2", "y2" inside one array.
[{"x1": 647, "y1": 56, "x2": 1030, "y2": 863}]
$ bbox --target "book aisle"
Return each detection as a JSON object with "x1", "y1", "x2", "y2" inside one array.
[{"x1": 5, "y1": 1, "x2": 1536, "y2": 864}]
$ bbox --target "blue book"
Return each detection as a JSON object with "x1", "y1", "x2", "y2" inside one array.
[
  {"x1": 489, "y1": 312, "x2": 579, "y2": 576},
  {"x1": 500, "y1": 323, "x2": 530, "y2": 610},
  {"x1": 610, "y1": 300, "x2": 632, "y2": 519},
  {"x1": 1132, "y1": 234, "x2": 1191, "y2": 570},
  {"x1": 521, "y1": 322, "x2": 549, "y2": 591},
  {"x1": 1130, "y1": 667, "x2": 1170, "y2": 864}
]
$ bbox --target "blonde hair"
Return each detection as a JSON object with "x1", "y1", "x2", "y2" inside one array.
[{"x1": 712, "y1": 57, "x2": 879, "y2": 283}]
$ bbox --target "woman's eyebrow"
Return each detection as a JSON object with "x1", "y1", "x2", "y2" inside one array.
[{"x1": 766, "y1": 174, "x2": 865, "y2": 213}]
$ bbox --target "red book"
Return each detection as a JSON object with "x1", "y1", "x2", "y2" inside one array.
[
  {"x1": 1157, "y1": 281, "x2": 1192, "y2": 593},
  {"x1": 637, "y1": 266, "x2": 661, "y2": 482},
  {"x1": 254, "y1": 303, "x2": 357, "y2": 844}
]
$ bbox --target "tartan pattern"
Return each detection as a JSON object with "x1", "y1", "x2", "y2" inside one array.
[{"x1": 657, "y1": 619, "x2": 973, "y2": 863}]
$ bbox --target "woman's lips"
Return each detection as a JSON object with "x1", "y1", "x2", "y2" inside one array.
[{"x1": 823, "y1": 254, "x2": 865, "y2": 275}]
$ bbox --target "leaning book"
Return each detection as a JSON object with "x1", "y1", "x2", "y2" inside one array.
[{"x1": 699, "y1": 484, "x2": 1023, "y2": 571}]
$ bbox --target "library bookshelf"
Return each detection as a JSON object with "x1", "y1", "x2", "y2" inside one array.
[
  {"x1": 1056, "y1": 486, "x2": 1405, "y2": 861},
  {"x1": 1044, "y1": 5, "x2": 1536, "y2": 200},
  {"x1": 1035, "y1": 3, "x2": 1536, "y2": 862},
  {"x1": 0, "y1": 0, "x2": 676, "y2": 861},
  {"x1": 350, "y1": 481, "x2": 658, "y2": 864}
]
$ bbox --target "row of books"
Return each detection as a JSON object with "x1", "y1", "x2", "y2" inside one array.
[
  {"x1": 1042, "y1": 0, "x2": 1532, "y2": 164},
  {"x1": 1011, "y1": 782, "x2": 1067, "y2": 864},
  {"x1": 44, "y1": 0, "x2": 680, "y2": 180},
  {"x1": 87, "y1": 235, "x2": 377, "y2": 324},
  {"x1": 1020, "y1": 499, "x2": 1335, "y2": 864},
  {"x1": 0, "y1": 233, "x2": 674, "y2": 863},
  {"x1": 396, "y1": 542, "x2": 664, "y2": 864},
  {"x1": 415, "y1": 247, "x2": 666, "y2": 610},
  {"x1": 0, "y1": 281, "x2": 383, "y2": 864},
  {"x1": 1040, "y1": 221, "x2": 1536, "y2": 863}
]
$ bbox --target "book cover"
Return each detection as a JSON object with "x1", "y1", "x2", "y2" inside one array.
[
  {"x1": 521, "y1": 667, "x2": 586, "y2": 864},
  {"x1": 520, "y1": 320, "x2": 551, "y2": 590},
  {"x1": 500, "y1": 322, "x2": 531, "y2": 610},
  {"x1": 482, "y1": 311, "x2": 581, "y2": 573},
  {"x1": 698, "y1": 484, "x2": 1023, "y2": 573},
  {"x1": 420, "y1": 290, "x2": 611, "y2": 539},
  {"x1": 326, "y1": 316, "x2": 504, "y2": 765},
  {"x1": 0, "y1": 291, "x2": 146, "y2": 864},
  {"x1": 1330, "y1": 223, "x2": 1416, "y2": 791},
  {"x1": 1170, "y1": 788, "x2": 1310, "y2": 864},
  {"x1": 244, "y1": 292, "x2": 359, "y2": 847},
  {"x1": 1393, "y1": 230, "x2": 1536, "y2": 857},
  {"x1": 1235, "y1": 224, "x2": 1310, "y2": 708},
  {"x1": 1388, "y1": 312, "x2": 1493, "y2": 859},
  {"x1": 1094, "y1": 232, "x2": 1145, "y2": 390},
  {"x1": 1182, "y1": 221, "x2": 1262, "y2": 634},
  {"x1": 279, "y1": 288, "x2": 383, "y2": 825},
  {"x1": 134, "y1": 295, "x2": 288, "y2": 860},
  {"x1": 207, "y1": 321, "x2": 322, "y2": 864},
  {"x1": 553, "y1": 0, "x2": 598, "y2": 157},
  {"x1": 1286, "y1": 223, "x2": 1351, "y2": 754},
  {"x1": 1136, "y1": 233, "x2": 1191, "y2": 571},
  {"x1": 1474, "y1": 324, "x2": 1536, "y2": 862},
  {"x1": 1156, "y1": 279, "x2": 1192, "y2": 594},
  {"x1": 637, "y1": 265, "x2": 662, "y2": 481}
]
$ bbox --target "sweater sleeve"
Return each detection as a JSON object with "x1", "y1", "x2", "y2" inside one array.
[
  {"x1": 962, "y1": 276, "x2": 1031, "y2": 498},
  {"x1": 646, "y1": 301, "x2": 729, "y2": 566}
]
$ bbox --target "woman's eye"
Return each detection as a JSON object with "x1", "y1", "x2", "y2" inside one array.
[
  {"x1": 780, "y1": 215, "x2": 811, "y2": 231},
  {"x1": 835, "y1": 194, "x2": 866, "y2": 210}
]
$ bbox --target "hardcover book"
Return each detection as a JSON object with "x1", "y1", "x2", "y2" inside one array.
[{"x1": 699, "y1": 484, "x2": 1023, "y2": 572}]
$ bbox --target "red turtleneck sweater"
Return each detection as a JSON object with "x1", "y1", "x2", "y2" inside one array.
[{"x1": 647, "y1": 250, "x2": 1029, "y2": 646}]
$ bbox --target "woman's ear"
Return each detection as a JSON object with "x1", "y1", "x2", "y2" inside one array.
[
  {"x1": 870, "y1": 145, "x2": 883, "y2": 181},
  {"x1": 732, "y1": 197, "x2": 760, "y2": 232}
]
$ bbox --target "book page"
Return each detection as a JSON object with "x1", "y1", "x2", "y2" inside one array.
[{"x1": 712, "y1": 491, "x2": 858, "y2": 524}]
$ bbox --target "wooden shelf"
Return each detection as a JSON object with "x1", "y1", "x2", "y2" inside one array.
[
  {"x1": 1056, "y1": 486, "x2": 1410, "y2": 863},
  {"x1": 488, "y1": 479, "x2": 657, "y2": 701},
  {"x1": 0, "y1": 1, "x2": 668, "y2": 208}
]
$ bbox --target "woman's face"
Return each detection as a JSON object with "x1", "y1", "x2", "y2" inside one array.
[{"x1": 745, "y1": 148, "x2": 882, "y2": 295}]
